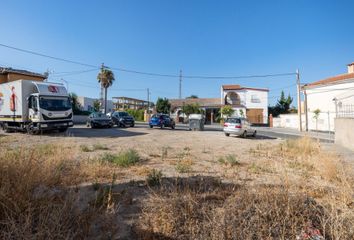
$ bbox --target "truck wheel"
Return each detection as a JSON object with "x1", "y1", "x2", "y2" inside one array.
[
  {"x1": 26, "y1": 124, "x2": 39, "y2": 135},
  {"x1": 3, "y1": 123, "x2": 11, "y2": 133},
  {"x1": 58, "y1": 128, "x2": 68, "y2": 133}
]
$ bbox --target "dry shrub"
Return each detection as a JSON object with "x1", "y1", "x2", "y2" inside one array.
[
  {"x1": 0, "y1": 144, "x2": 117, "y2": 239},
  {"x1": 136, "y1": 178, "x2": 354, "y2": 240},
  {"x1": 279, "y1": 137, "x2": 320, "y2": 158}
]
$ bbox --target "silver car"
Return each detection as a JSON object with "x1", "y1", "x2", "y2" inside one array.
[{"x1": 223, "y1": 117, "x2": 257, "y2": 137}]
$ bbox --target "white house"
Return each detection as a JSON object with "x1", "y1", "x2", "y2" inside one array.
[
  {"x1": 221, "y1": 85, "x2": 269, "y2": 124},
  {"x1": 303, "y1": 62, "x2": 354, "y2": 132},
  {"x1": 77, "y1": 96, "x2": 114, "y2": 113},
  {"x1": 170, "y1": 84, "x2": 269, "y2": 124}
]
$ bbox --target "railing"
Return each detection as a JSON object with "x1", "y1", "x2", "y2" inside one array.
[{"x1": 336, "y1": 104, "x2": 354, "y2": 118}]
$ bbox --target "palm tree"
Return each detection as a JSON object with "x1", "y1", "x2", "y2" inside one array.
[{"x1": 97, "y1": 65, "x2": 115, "y2": 114}]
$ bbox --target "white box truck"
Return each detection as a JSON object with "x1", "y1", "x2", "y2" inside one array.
[{"x1": 0, "y1": 79, "x2": 73, "y2": 133}]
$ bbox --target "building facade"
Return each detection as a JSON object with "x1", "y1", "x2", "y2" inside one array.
[
  {"x1": 113, "y1": 96, "x2": 150, "y2": 110},
  {"x1": 170, "y1": 84, "x2": 269, "y2": 124},
  {"x1": 77, "y1": 96, "x2": 114, "y2": 113},
  {"x1": 303, "y1": 62, "x2": 354, "y2": 132},
  {"x1": 0, "y1": 67, "x2": 46, "y2": 83}
]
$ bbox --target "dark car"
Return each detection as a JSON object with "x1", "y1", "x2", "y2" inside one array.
[
  {"x1": 111, "y1": 111, "x2": 135, "y2": 127},
  {"x1": 87, "y1": 112, "x2": 113, "y2": 128},
  {"x1": 149, "y1": 114, "x2": 175, "y2": 129}
]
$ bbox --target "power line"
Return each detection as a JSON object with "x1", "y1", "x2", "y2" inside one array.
[
  {"x1": 0, "y1": 43, "x2": 97, "y2": 68},
  {"x1": 0, "y1": 42, "x2": 296, "y2": 80}
]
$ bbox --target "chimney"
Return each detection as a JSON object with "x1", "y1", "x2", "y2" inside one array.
[{"x1": 348, "y1": 62, "x2": 354, "y2": 74}]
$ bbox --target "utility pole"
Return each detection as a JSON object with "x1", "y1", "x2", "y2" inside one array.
[
  {"x1": 304, "y1": 90, "x2": 308, "y2": 131},
  {"x1": 179, "y1": 70, "x2": 182, "y2": 99},
  {"x1": 296, "y1": 69, "x2": 303, "y2": 132},
  {"x1": 147, "y1": 88, "x2": 150, "y2": 111}
]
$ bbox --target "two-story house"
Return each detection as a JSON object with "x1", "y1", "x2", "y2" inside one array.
[{"x1": 170, "y1": 84, "x2": 269, "y2": 124}]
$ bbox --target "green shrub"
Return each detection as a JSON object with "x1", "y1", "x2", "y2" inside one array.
[
  {"x1": 218, "y1": 154, "x2": 240, "y2": 166},
  {"x1": 93, "y1": 144, "x2": 109, "y2": 151},
  {"x1": 80, "y1": 145, "x2": 93, "y2": 152},
  {"x1": 126, "y1": 109, "x2": 145, "y2": 121},
  {"x1": 146, "y1": 169, "x2": 163, "y2": 186},
  {"x1": 101, "y1": 149, "x2": 140, "y2": 167}
]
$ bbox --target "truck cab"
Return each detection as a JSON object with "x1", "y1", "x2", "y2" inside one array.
[{"x1": 0, "y1": 80, "x2": 73, "y2": 133}]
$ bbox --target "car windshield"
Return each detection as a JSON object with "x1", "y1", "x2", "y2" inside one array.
[
  {"x1": 118, "y1": 112, "x2": 128, "y2": 117},
  {"x1": 226, "y1": 118, "x2": 241, "y2": 124},
  {"x1": 39, "y1": 97, "x2": 71, "y2": 111},
  {"x1": 152, "y1": 114, "x2": 161, "y2": 118},
  {"x1": 94, "y1": 113, "x2": 108, "y2": 118}
]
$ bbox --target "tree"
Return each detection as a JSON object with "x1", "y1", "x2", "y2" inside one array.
[
  {"x1": 277, "y1": 91, "x2": 293, "y2": 113},
  {"x1": 156, "y1": 98, "x2": 171, "y2": 114},
  {"x1": 97, "y1": 66, "x2": 115, "y2": 114},
  {"x1": 69, "y1": 93, "x2": 81, "y2": 113},
  {"x1": 220, "y1": 105, "x2": 235, "y2": 119},
  {"x1": 182, "y1": 103, "x2": 202, "y2": 116},
  {"x1": 239, "y1": 109, "x2": 244, "y2": 117},
  {"x1": 313, "y1": 109, "x2": 321, "y2": 131},
  {"x1": 269, "y1": 91, "x2": 294, "y2": 117},
  {"x1": 186, "y1": 95, "x2": 198, "y2": 99},
  {"x1": 93, "y1": 100, "x2": 100, "y2": 112}
]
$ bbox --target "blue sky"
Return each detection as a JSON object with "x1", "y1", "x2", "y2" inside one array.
[{"x1": 1, "y1": 0, "x2": 354, "y2": 105}]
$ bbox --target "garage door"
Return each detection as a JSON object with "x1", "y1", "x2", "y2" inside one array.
[{"x1": 246, "y1": 109, "x2": 263, "y2": 124}]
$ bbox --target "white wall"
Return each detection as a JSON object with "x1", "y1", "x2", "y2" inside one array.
[
  {"x1": 305, "y1": 79, "x2": 354, "y2": 131},
  {"x1": 273, "y1": 114, "x2": 306, "y2": 129}
]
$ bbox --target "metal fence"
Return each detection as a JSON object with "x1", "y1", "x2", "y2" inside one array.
[{"x1": 336, "y1": 104, "x2": 354, "y2": 118}]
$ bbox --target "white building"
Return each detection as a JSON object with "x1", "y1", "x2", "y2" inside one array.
[
  {"x1": 170, "y1": 84, "x2": 269, "y2": 124},
  {"x1": 303, "y1": 62, "x2": 354, "y2": 132},
  {"x1": 77, "y1": 96, "x2": 114, "y2": 113},
  {"x1": 221, "y1": 85, "x2": 269, "y2": 124}
]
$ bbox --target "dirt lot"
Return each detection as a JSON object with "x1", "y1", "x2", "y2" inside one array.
[
  {"x1": 2, "y1": 124, "x2": 281, "y2": 182},
  {"x1": 1, "y1": 124, "x2": 353, "y2": 239}
]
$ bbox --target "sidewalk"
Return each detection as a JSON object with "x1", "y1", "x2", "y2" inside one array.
[{"x1": 254, "y1": 126, "x2": 334, "y2": 142}]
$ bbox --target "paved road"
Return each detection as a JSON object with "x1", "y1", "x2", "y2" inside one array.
[{"x1": 90, "y1": 122, "x2": 334, "y2": 143}]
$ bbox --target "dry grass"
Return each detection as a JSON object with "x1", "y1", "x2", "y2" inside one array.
[
  {"x1": 137, "y1": 179, "x2": 352, "y2": 239},
  {"x1": 0, "y1": 144, "x2": 118, "y2": 239},
  {"x1": 0, "y1": 136, "x2": 353, "y2": 239}
]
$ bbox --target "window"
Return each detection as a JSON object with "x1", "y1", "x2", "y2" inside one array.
[{"x1": 251, "y1": 95, "x2": 261, "y2": 103}]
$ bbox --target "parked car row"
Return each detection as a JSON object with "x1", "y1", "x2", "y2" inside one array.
[
  {"x1": 86, "y1": 112, "x2": 256, "y2": 138},
  {"x1": 87, "y1": 111, "x2": 135, "y2": 128}
]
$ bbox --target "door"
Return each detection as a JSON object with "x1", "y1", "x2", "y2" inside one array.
[{"x1": 246, "y1": 109, "x2": 263, "y2": 124}]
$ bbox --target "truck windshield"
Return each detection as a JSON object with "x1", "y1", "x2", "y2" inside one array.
[{"x1": 39, "y1": 97, "x2": 71, "y2": 111}]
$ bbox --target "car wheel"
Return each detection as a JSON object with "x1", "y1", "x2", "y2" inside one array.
[
  {"x1": 225, "y1": 133, "x2": 230, "y2": 137},
  {"x1": 149, "y1": 125, "x2": 153, "y2": 128},
  {"x1": 242, "y1": 131, "x2": 247, "y2": 138},
  {"x1": 58, "y1": 127, "x2": 68, "y2": 133},
  {"x1": 252, "y1": 130, "x2": 257, "y2": 137},
  {"x1": 160, "y1": 124, "x2": 163, "y2": 129},
  {"x1": 130, "y1": 123, "x2": 135, "y2": 127},
  {"x1": 86, "y1": 122, "x2": 90, "y2": 128},
  {"x1": 90, "y1": 122, "x2": 95, "y2": 129}
]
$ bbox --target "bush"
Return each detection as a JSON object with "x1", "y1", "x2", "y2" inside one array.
[
  {"x1": 126, "y1": 109, "x2": 145, "y2": 121},
  {"x1": 146, "y1": 169, "x2": 163, "y2": 186},
  {"x1": 101, "y1": 149, "x2": 140, "y2": 167}
]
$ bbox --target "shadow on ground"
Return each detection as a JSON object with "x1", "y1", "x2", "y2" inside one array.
[{"x1": 76, "y1": 175, "x2": 237, "y2": 240}]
